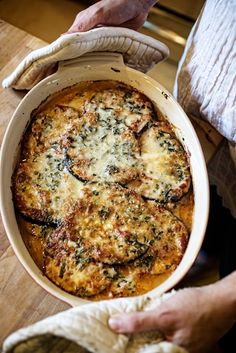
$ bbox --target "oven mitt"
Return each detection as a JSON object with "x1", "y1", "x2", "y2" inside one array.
[
  {"x1": 2, "y1": 291, "x2": 187, "y2": 353},
  {"x1": 2, "y1": 27, "x2": 169, "y2": 90}
]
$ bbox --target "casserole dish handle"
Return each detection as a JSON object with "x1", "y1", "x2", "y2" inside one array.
[{"x1": 57, "y1": 52, "x2": 125, "y2": 72}]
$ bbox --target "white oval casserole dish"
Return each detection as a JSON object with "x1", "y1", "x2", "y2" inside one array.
[{"x1": 0, "y1": 53, "x2": 209, "y2": 306}]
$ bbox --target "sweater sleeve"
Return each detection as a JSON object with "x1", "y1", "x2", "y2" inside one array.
[{"x1": 174, "y1": 0, "x2": 236, "y2": 145}]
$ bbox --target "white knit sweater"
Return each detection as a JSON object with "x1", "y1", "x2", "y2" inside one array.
[{"x1": 174, "y1": 0, "x2": 236, "y2": 218}]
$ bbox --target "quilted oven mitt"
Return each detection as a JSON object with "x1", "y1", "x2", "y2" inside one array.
[
  {"x1": 2, "y1": 292, "x2": 187, "y2": 353},
  {"x1": 2, "y1": 26, "x2": 169, "y2": 90}
]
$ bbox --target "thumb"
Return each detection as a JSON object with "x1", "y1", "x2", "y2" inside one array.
[{"x1": 108, "y1": 310, "x2": 165, "y2": 334}]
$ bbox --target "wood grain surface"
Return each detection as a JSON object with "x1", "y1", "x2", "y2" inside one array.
[{"x1": 0, "y1": 20, "x2": 70, "y2": 346}]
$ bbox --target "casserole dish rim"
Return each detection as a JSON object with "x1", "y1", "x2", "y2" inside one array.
[{"x1": 0, "y1": 54, "x2": 209, "y2": 306}]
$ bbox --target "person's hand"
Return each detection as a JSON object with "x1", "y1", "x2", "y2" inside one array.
[
  {"x1": 108, "y1": 282, "x2": 236, "y2": 353},
  {"x1": 67, "y1": 0, "x2": 157, "y2": 33}
]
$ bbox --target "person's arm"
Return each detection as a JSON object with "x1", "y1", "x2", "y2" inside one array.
[
  {"x1": 109, "y1": 271, "x2": 236, "y2": 353},
  {"x1": 67, "y1": 0, "x2": 157, "y2": 33}
]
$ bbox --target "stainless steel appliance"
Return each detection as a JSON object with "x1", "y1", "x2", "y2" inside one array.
[
  {"x1": 89, "y1": 0, "x2": 205, "y2": 62},
  {"x1": 142, "y1": 0, "x2": 205, "y2": 62}
]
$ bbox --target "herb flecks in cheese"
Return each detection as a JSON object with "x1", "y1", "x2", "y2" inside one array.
[
  {"x1": 23, "y1": 105, "x2": 80, "y2": 157},
  {"x1": 85, "y1": 86, "x2": 154, "y2": 133},
  {"x1": 48, "y1": 183, "x2": 156, "y2": 265},
  {"x1": 13, "y1": 80, "x2": 193, "y2": 300},
  {"x1": 65, "y1": 112, "x2": 140, "y2": 184},
  {"x1": 44, "y1": 245, "x2": 116, "y2": 296},
  {"x1": 13, "y1": 147, "x2": 83, "y2": 224},
  {"x1": 128, "y1": 125, "x2": 191, "y2": 202}
]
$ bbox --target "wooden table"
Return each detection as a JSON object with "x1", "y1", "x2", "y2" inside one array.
[
  {"x1": 0, "y1": 20, "x2": 70, "y2": 346},
  {"x1": 0, "y1": 19, "x2": 222, "y2": 347}
]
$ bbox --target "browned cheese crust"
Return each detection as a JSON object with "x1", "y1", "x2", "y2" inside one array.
[
  {"x1": 12, "y1": 148, "x2": 83, "y2": 224},
  {"x1": 84, "y1": 84, "x2": 154, "y2": 133},
  {"x1": 44, "y1": 242, "x2": 116, "y2": 296},
  {"x1": 22, "y1": 105, "x2": 80, "y2": 157},
  {"x1": 128, "y1": 123, "x2": 191, "y2": 202},
  {"x1": 43, "y1": 183, "x2": 188, "y2": 297},
  {"x1": 13, "y1": 80, "x2": 193, "y2": 299},
  {"x1": 46, "y1": 183, "x2": 155, "y2": 265},
  {"x1": 139, "y1": 201, "x2": 188, "y2": 274},
  {"x1": 109, "y1": 201, "x2": 189, "y2": 297}
]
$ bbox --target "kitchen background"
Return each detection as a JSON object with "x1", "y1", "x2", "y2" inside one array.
[
  {"x1": 0, "y1": 0, "x2": 205, "y2": 93},
  {"x1": 0, "y1": 0, "x2": 218, "y2": 287}
]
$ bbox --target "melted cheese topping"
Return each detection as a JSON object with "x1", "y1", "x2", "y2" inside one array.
[
  {"x1": 23, "y1": 105, "x2": 80, "y2": 156},
  {"x1": 47, "y1": 183, "x2": 156, "y2": 264},
  {"x1": 128, "y1": 125, "x2": 191, "y2": 202},
  {"x1": 14, "y1": 80, "x2": 194, "y2": 300},
  {"x1": 85, "y1": 86, "x2": 154, "y2": 133},
  {"x1": 65, "y1": 112, "x2": 139, "y2": 183},
  {"x1": 14, "y1": 148, "x2": 83, "y2": 224},
  {"x1": 45, "y1": 255, "x2": 116, "y2": 296}
]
